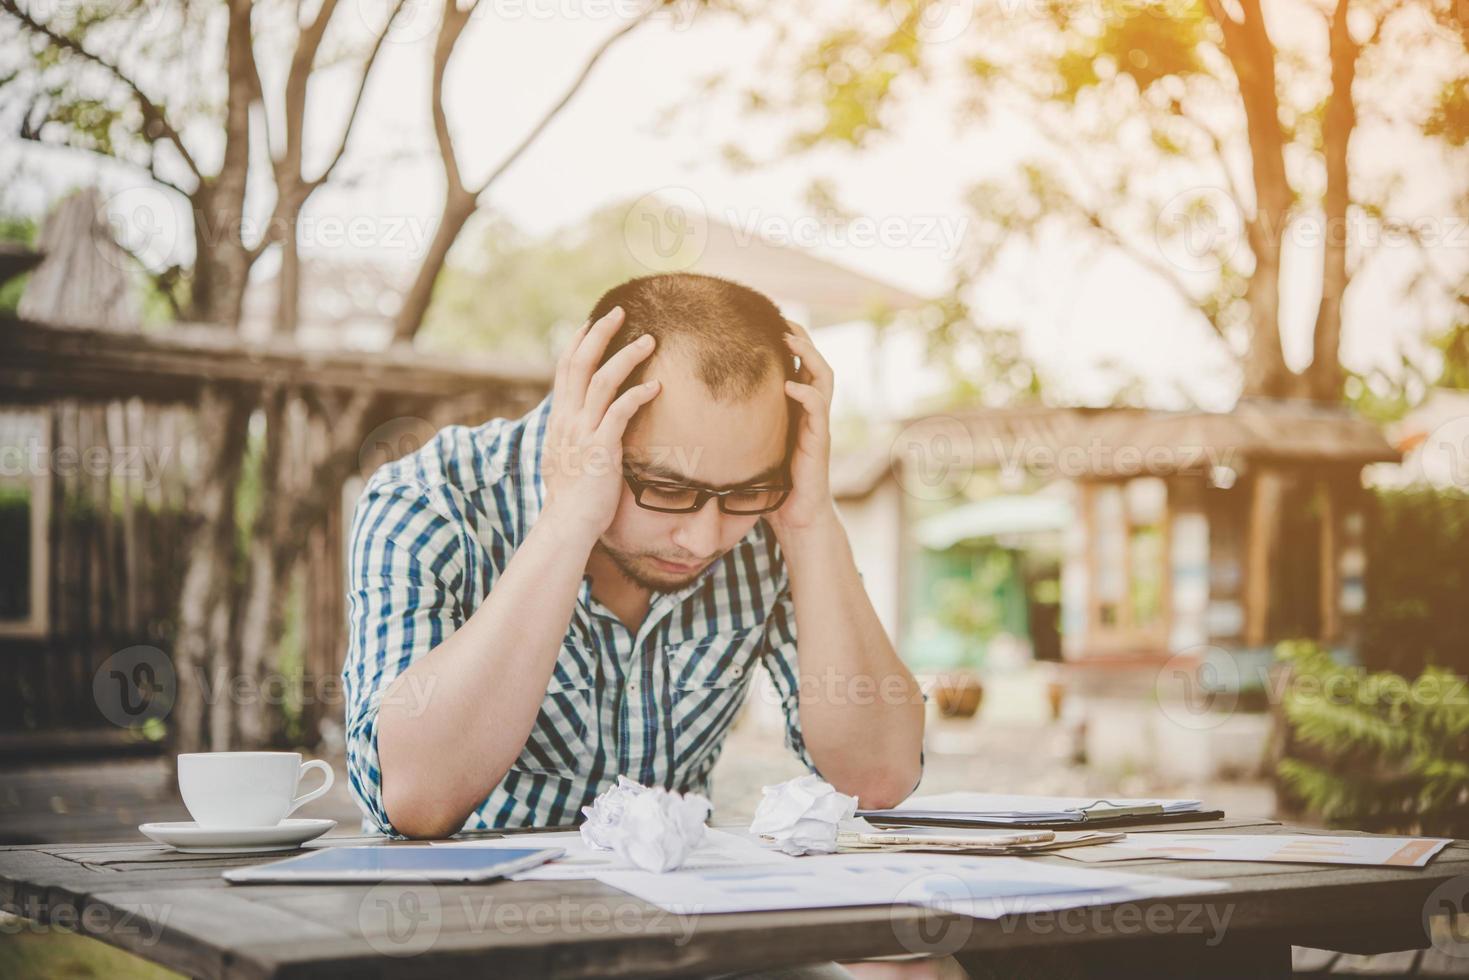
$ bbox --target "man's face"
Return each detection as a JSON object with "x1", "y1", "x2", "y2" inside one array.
[{"x1": 599, "y1": 344, "x2": 789, "y2": 592}]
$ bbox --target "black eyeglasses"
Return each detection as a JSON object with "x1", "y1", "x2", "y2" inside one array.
[{"x1": 622, "y1": 469, "x2": 791, "y2": 515}]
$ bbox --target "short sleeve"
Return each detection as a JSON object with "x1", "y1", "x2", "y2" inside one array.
[
  {"x1": 342, "y1": 479, "x2": 477, "y2": 836},
  {"x1": 759, "y1": 582, "x2": 823, "y2": 776}
]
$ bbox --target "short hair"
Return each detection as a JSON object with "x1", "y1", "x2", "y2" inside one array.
[{"x1": 589, "y1": 273, "x2": 797, "y2": 401}]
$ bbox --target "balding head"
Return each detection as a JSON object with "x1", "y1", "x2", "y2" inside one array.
[{"x1": 589, "y1": 273, "x2": 797, "y2": 401}]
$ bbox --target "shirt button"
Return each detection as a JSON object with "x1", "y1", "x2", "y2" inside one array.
[
  {"x1": 628, "y1": 679, "x2": 640, "y2": 691},
  {"x1": 732, "y1": 665, "x2": 744, "y2": 678}
]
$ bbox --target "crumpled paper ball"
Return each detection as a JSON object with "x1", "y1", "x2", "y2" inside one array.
[
  {"x1": 580, "y1": 775, "x2": 712, "y2": 872},
  {"x1": 748, "y1": 773, "x2": 858, "y2": 855}
]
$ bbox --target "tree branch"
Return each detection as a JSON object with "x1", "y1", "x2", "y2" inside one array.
[
  {"x1": 1164, "y1": 97, "x2": 1250, "y2": 220},
  {"x1": 312, "y1": 0, "x2": 409, "y2": 187},
  {"x1": 245, "y1": 0, "x2": 408, "y2": 269},
  {"x1": 1025, "y1": 108, "x2": 1234, "y2": 347},
  {"x1": 1379, "y1": 217, "x2": 1469, "y2": 300},
  {"x1": 393, "y1": 2, "x2": 665, "y2": 344},
  {"x1": 281, "y1": 0, "x2": 342, "y2": 180},
  {"x1": 241, "y1": 4, "x2": 272, "y2": 163},
  {"x1": 431, "y1": 0, "x2": 476, "y2": 195},
  {"x1": 18, "y1": 105, "x2": 191, "y2": 198},
  {"x1": 1084, "y1": 205, "x2": 1233, "y2": 345},
  {"x1": 468, "y1": 1, "x2": 664, "y2": 197},
  {"x1": 1, "y1": 0, "x2": 202, "y2": 181}
]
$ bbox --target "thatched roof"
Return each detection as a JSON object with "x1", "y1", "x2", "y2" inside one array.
[
  {"x1": 1075, "y1": 399, "x2": 1400, "y2": 476},
  {"x1": 844, "y1": 399, "x2": 1398, "y2": 490}
]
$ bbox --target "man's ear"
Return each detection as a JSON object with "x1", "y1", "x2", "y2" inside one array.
[
  {"x1": 781, "y1": 319, "x2": 803, "y2": 382},
  {"x1": 779, "y1": 318, "x2": 804, "y2": 463}
]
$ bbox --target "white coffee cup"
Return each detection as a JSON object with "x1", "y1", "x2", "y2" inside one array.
[{"x1": 177, "y1": 752, "x2": 334, "y2": 828}]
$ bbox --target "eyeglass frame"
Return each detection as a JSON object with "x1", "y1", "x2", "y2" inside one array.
[{"x1": 621, "y1": 468, "x2": 792, "y2": 515}]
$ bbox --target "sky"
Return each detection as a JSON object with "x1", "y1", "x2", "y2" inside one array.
[{"x1": 2, "y1": 0, "x2": 1465, "y2": 417}]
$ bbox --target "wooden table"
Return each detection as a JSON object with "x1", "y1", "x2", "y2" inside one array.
[{"x1": 2, "y1": 819, "x2": 1465, "y2": 979}]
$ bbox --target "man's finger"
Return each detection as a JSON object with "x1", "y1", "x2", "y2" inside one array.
[
  {"x1": 783, "y1": 330, "x2": 834, "y2": 402},
  {"x1": 782, "y1": 318, "x2": 819, "y2": 356},
  {"x1": 597, "y1": 379, "x2": 661, "y2": 443},
  {"x1": 584, "y1": 333, "x2": 656, "y2": 425},
  {"x1": 564, "y1": 306, "x2": 626, "y2": 414},
  {"x1": 555, "y1": 318, "x2": 594, "y2": 399},
  {"x1": 784, "y1": 380, "x2": 830, "y2": 439}
]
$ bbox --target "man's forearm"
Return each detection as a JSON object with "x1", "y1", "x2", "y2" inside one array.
[
  {"x1": 376, "y1": 510, "x2": 593, "y2": 838},
  {"x1": 779, "y1": 508, "x2": 925, "y2": 809}
]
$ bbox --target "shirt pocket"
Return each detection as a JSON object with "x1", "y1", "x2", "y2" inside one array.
[
  {"x1": 511, "y1": 649, "x2": 595, "y2": 778},
  {"x1": 667, "y1": 626, "x2": 762, "y2": 747}
]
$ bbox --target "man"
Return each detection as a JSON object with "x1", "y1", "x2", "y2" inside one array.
[{"x1": 343, "y1": 272, "x2": 924, "y2": 842}]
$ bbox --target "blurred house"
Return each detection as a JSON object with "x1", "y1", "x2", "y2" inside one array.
[
  {"x1": 621, "y1": 197, "x2": 932, "y2": 423},
  {"x1": 832, "y1": 400, "x2": 1400, "y2": 779},
  {"x1": 679, "y1": 212, "x2": 927, "y2": 330}
]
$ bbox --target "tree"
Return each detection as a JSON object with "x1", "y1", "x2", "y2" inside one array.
[
  {"x1": 1, "y1": 0, "x2": 675, "y2": 750},
  {"x1": 735, "y1": 0, "x2": 1469, "y2": 405}
]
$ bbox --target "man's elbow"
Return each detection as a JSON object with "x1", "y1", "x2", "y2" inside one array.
[
  {"x1": 857, "y1": 774, "x2": 919, "y2": 811},
  {"x1": 834, "y1": 763, "x2": 920, "y2": 812},
  {"x1": 382, "y1": 776, "x2": 469, "y2": 840}
]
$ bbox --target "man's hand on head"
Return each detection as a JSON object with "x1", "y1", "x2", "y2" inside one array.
[
  {"x1": 541, "y1": 305, "x2": 661, "y2": 547},
  {"x1": 765, "y1": 321, "x2": 838, "y2": 543}
]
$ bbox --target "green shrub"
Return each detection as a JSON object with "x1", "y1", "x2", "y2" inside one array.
[{"x1": 1275, "y1": 640, "x2": 1469, "y2": 837}]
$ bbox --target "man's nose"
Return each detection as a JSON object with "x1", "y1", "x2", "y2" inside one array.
[{"x1": 673, "y1": 498, "x2": 723, "y2": 556}]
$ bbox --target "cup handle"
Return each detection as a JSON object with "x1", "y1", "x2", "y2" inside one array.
[{"x1": 286, "y1": 760, "x2": 335, "y2": 817}]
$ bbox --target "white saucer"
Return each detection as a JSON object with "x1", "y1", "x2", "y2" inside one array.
[{"x1": 139, "y1": 818, "x2": 337, "y2": 853}]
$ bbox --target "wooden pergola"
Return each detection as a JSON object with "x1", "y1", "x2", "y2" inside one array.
[{"x1": 0, "y1": 315, "x2": 550, "y2": 754}]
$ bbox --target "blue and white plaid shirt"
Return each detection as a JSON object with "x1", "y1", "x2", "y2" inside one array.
[{"x1": 343, "y1": 394, "x2": 827, "y2": 834}]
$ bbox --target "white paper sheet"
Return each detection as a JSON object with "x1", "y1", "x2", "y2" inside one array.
[
  {"x1": 858, "y1": 792, "x2": 1202, "y2": 824},
  {"x1": 1061, "y1": 833, "x2": 1453, "y2": 868},
  {"x1": 593, "y1": 853, "x2": 1227, "y2": 918},
  {"x1": 433, "y1": 828, "x2": 792, "y2": 879}
]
